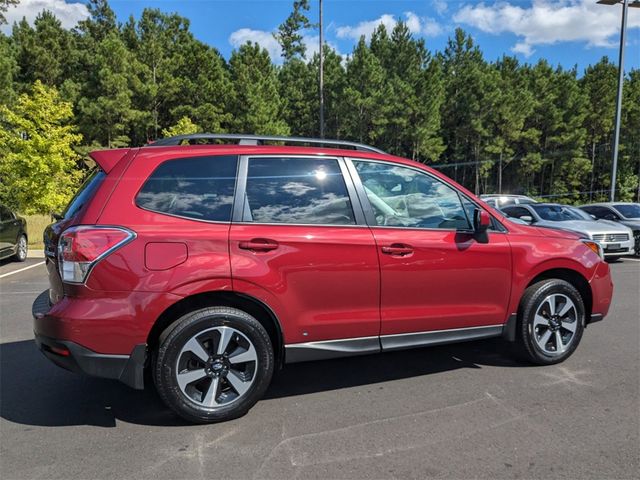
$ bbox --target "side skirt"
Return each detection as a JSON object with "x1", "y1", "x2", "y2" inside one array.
[{"x1": 284, "y1": 324, "x2": 504, "y2": 364}]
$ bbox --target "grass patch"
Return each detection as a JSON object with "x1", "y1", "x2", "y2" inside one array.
[{"x1": 21, "y1": 214, "x2": 52, "y2": 249}]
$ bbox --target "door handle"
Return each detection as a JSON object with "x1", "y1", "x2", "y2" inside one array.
[
  {"x1": 381, "y1": 244, "x2": 414, "y2": 256},
  {"x1": 238, "y1": 239, "x2": 279, "y2": 252}
]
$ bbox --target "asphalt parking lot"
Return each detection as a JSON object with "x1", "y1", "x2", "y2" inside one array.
[{"x1": 1, "y1": 258, "x2": 638, "y2": 479}]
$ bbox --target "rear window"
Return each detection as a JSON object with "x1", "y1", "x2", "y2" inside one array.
[
  {"x1": 136, "y1": 155, "x2": 238, "y2": 222},
  {"x1": 62, "y1": 169, "x2": 106, "y2": 220}
]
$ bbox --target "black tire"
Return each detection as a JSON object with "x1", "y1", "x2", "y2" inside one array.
[
  {"x1": 605, "y1": 256, "x2": 620, "y2": 263},
  {"x1": 515, "y1": 279, "x2": 585, "y2": 365},
  {"x1": 13, "y1": 234, "x2": 27, "y2": 262},
  {"x1": 154, "y1": 307, "x2": 274, "y2": 424}
]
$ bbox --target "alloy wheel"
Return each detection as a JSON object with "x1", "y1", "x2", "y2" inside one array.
[
  {"x1": 532, "y1": 294, "x2": 578, "y2": 356},
  {"x1": 17, "y1": 236, "x2": 27, "y2": 261},
  {"x1": 175, "y1": 326, "x2": 258, "y2": 408}
]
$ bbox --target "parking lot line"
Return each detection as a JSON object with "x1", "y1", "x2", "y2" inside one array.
[
  {"x1": 622, "y1": 258, "x2": 640, "y2": 262},
  {"x1": 0, "y1": 261, "x2": 45, "y2": 279}
]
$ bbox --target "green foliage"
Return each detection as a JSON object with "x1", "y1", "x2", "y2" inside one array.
[
  {"x1": 275, "y1": 0, "x2": 313, "y2": 61},
  {"x1": 162, "y1": 116, "x2": 200, "y2": 137},
  {"x1": 0, "y1": 0, "x2": 18, "y2": 25},
  {"x1": 229, "y1": 43, "x2": 289, "y2": 135},
  {"x1": 0, "y1": 1, "x2": 638, "y2": 209},
  {"x1": 0, "y1": 81, "x2": 82, "y2": 214}
]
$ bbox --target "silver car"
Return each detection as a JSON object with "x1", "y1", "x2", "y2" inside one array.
[
  {"x1": 502, "y1": 203, "x2": 635, "y2": 259},
  {"x1": 480, "y1": 194, "x2": 537, "y2": 209},
  {"x1": 579, "y1": 202, "x2": 640, "y2": 255}
]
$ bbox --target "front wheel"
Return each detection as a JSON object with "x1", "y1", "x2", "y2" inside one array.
[
  {"x1": 154, "y1": 307, "x2": 274, "y2": 423},
  {"x1": 515, "y1": 279, "x2": 585, "y2": 365},
  {"x1": 14, "y1": 235, "x2": 27, "y2": 262}
]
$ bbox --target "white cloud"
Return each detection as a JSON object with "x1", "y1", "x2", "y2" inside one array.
[
  {"x1": 335, "y1": 12, "x2": 443, "y2": 41},
  {"x1": 229, "y1": 28, "x2": 283, "y2": 60},
  {"x1": 511, "y1": 42, "x2": 534, "y2": 57},
  {"x1": 453, "y1": 0, "x2": 640, "y2": 57},
  {"x1": 1, "y1": 0, "x2": 89, "y2": 33},
  {"x1": 432, "y1": 0, "x2": 449, "y2": 16},
  {"x1": 228, "y1": 29, "x2": 337, "y2": 63}
]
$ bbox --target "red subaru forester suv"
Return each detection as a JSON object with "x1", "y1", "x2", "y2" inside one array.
[{"x1": 33, "y1": 134, "x2": 613, "y2": 423}]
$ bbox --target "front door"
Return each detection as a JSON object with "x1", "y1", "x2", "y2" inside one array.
[
  {"x1": 350, "y1": 160, "x2": 512, "y2": 341},
  {"x1": 229, "y1": 156, "x2": 380, "y2": 346}
]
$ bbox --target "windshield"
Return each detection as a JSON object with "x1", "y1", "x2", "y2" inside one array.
[
  {"x1": 613, "y1": 204, "x2": 640, "y2": 219},
  {"x1": 531, "y1": 205, "x2": 585, "y2": 222}
]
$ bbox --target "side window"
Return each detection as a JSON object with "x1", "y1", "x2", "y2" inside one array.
[
  {"x1": 602, "y1": 208, "x2": 619, "y2": 220},
  {"x1": 136, "y1": 155, "x2": 238, "y2": 222},
  {"x1": 244, "y1": 157, "x2": 355, "y2": 225},
  {"x1": 503, "y1": 207, "x2": 530, "y2": 219},
  {"x1": 353, "y1": 161, "x2": 471, "y2": 230}
]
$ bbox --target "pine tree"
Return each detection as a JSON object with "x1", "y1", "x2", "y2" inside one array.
[
  {"x1": 77, "y1": 32, "x2": 138, "y2": 147},
  {"x1": 274, "y1": 0, "x2": 313, "y2": 61},
  {"x1": 12, "y1": 12, "x2": 74, "y2": 88},
  {"x1": 440, "y1": 28, "x2": 490, "y2": 193},
  {"x1": 0, "y1": 33, "x2": 17, "y2": 104},
  {"x1": 342, "y1": 37, "x2": 386, "y2": 144},
  {"x1": 229, "y1": 43, "x2": 289, "y2": 135},
  {"x1": 580, "y1": 58, "x2": 617, "y2": 200}
]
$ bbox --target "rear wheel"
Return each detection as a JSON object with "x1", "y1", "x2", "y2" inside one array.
[
  {"x1": 154, "y1": 307, "x2": 274, "y2": 423},
  {"x1": 515, "y1": 279, "x2": 585, "y2": 365},
  {"x1": 14, "y1": 235, "x2": 27, "y2": 262}
]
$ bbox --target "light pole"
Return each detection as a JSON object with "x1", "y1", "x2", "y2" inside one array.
[
  {"x1": 597, "y1": 0, "x2": 640, "y2": 201},
  {"x1": 319, "y1": 0, "x2": 325, "y2": 139}
]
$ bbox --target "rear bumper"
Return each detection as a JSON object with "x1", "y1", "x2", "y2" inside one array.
[{"x1": 32, "y1": 290, "x2": 146, "y2": 389}]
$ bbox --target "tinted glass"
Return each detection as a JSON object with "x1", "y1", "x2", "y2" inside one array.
[
  {"x1": 568, "y1": 207, "x2": 594, "y2": 221},
  {"x1": 354, "y1": 161, "x2": 471, "y2": 230},
  {"x1": 137, "y1": 155, "x2": 237, "y2": 222},
  {"x1": 503, "y1": 206, "x2": 531, "y2": 219},
  {"x1": 613, "y1": 204, "x2": 640, "y2": 219},
  {"x1": 531, "y1": 205, "x2": 584, "y2": 221},
  {"x1": 62, "y1": 169, "x2": 106, "y2": 220},
  {"x1": 244, "y1": 157, "x2": 355, "y2": 225}
]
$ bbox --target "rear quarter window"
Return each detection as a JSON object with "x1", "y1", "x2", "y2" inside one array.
[
  {"x1": 136, "y1": 155, "x2": 238, "y2": 222},
  {"x1": 63, "y1": 169, "x2": 106, "y2": 220}
]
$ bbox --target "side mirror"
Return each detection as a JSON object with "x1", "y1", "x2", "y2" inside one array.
[
  {"x1": 474, "y1": 209, "x2": 491, "y2": 232},
  {"x1": 520, "y1": 215, "x2": 533, "y2": 223},
  {"x1": 590, "y1": 214, "x2": 597, "y2": 220}
]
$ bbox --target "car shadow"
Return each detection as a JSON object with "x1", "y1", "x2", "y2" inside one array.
[{"x1": 0, "y1": 337, "x2": 528, "y2": 428}]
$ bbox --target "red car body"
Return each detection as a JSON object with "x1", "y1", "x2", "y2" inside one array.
[{"x1": 33, "y1": 144, "x2": 613, "y2": 389}]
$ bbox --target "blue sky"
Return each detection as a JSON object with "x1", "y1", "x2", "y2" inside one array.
[{"x1": 5, "y1": 0, "x2": 640, "y2": 72}]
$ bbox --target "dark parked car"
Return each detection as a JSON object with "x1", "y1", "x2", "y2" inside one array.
[
  {"x1": 579, "y1": 203, "x2": 640, "y2": 255},
  {"x1": 32, "y1": 134, "x2": 613, "y2": 424},
  {"x1": 0, "y1": 205, "x2": 27, "y2": 262}
]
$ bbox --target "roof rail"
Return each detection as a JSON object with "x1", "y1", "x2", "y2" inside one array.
[{"x1": 147, "y1": 133, "x2": 385, "y2": 154}]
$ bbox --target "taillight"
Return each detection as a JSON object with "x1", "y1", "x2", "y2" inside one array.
[{"x1": 58, "y1": 226, "x2": 135, "y2": 284}]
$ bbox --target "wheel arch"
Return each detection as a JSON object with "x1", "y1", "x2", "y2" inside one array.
[
  {"x1": 504, "y1": 267, "x2": 594, "y2": 342},
  {"x1": 147, "y1": 291, "x2": 285, "y2": 367},
  {"x1": 525, "y1": 268, "x2": 593, "y2": 323}
]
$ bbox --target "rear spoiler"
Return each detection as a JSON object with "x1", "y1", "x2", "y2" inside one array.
[{"x1": 89, "y1": 148, "x2": 130, "y2": 174}]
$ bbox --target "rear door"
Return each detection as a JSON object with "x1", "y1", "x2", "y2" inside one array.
[
  {"x1": 229, "y1": 156, "x2": 380, "y2": 345},
  {"x1": 348, "y1": 159, "x2": 512, "y2": 341}
]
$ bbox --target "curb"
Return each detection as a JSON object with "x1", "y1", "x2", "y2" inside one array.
[{"x1": 27, "y1": 249, "x2": 45, "y2": 259}]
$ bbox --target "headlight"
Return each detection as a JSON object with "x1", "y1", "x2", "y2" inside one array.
[{"x1": 581, "y1": 240, "x2": 604, "y2": 260}]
